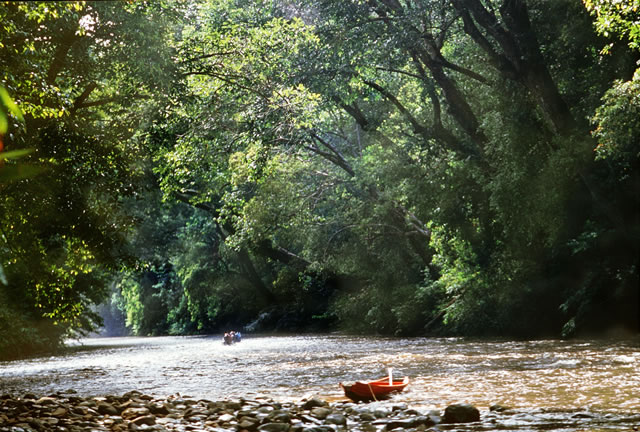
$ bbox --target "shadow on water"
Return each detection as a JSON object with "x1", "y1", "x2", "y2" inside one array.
[
  {"x1": 63, "y1": 342, "x2": 141, "y2": 354},
  {"x1": 62, "y1": 334, "x2": 217, "y2": 354}
]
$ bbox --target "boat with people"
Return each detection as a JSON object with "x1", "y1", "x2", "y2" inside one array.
[
  {"x1": 340, "y1": 374, "x2": 409, "y2": 402},
  {"x1": 223, "y1": 330, "x2": 242, "y2": 345}
]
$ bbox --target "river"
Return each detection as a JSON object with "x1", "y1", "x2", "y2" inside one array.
[{"x1": 1, "y1": 335, "x2": 640, "y2": 430}]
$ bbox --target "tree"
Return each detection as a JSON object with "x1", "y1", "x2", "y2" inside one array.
[
  {"x1": 0, "y1": 1, "x2": 179, "y2": 358},
  {"x1": 3, "y1": 0, "x2": 638, "y2": 350},
  {"x1": 137, "y1": 0, "x2": 638, "y2": 337},
  {"x1": 561, "y1": 0, "x2": 640, "y2": 336}
]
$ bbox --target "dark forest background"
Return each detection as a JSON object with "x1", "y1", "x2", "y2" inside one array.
[{"x1": 1, "y1": 0, "x2": 639, "y2": 359}]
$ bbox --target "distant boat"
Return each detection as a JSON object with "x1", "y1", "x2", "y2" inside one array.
[
  {"x1": 340, "y1": 376, "x2": 409, "y2": 402},
  {"x1": 223, "y1": 331, "x2": 241, "y2": 345}
]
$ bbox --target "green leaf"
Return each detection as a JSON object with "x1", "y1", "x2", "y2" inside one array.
[
  {"x1": 0, "y1": 148, "x2": 33, "y2": 160},
  {"x1": 0, "y1": 86, "x2": 25, "y2": 123},
  {"x1": 0, "y1": 263, "x2": 7, "y2": 285},
  {"x1": 0, "y1": 111, "x2": 7, "y2": 134}
]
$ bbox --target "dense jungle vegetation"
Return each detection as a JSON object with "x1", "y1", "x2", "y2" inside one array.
[{"x1": 1, "y1": 0, "x2": 639, "y2": 359}]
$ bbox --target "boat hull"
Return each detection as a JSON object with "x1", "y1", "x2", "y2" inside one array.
[{"x1": 340, "y1": 376, "x2": 409, "y2": 402}]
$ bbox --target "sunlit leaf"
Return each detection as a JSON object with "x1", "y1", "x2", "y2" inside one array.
[
  {"x1": 0, "y1": 263, "x2": 7, "y2": 285},
  {"x1": 0, "y1": 148, "x2": 33, "y2": 160},
  {"x1": 0, "y1": 111, "x2": 7, "y2": 134},
  {"x1": 0, "y1": 86, "x2": 24, "y2": 122}
]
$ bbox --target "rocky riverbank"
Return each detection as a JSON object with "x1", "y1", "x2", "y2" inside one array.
[{"x1": 0, "y1": 391, "x2": 482, "y2": 432}]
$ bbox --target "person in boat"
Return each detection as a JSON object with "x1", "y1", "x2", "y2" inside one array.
[
  {"x1": 223, "y1": 332, "x2": 233, "y2": 345},
  {"x1": 233, "y1": 331, "x2": 242, "y2": 342}
]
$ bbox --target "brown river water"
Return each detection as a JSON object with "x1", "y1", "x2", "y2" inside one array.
[{"x1": 1, "y1": 335, "x2": 640, "y2": 430}]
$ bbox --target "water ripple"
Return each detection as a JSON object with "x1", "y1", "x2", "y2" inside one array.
[{"x1": 1, "y1": 334, "x2": 639, "y2": 420}]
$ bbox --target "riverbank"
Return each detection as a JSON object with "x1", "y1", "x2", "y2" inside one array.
[
  {"x1": 4, "y1": 390, "x2": 640, "y2": 432},
  {"x1": 1, "y1": 390, "x2": 478, "y2": 432}
]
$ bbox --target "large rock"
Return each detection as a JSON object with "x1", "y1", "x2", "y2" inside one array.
[
  {"x1": 239, "y1": 418, "x2": 260, "y2": 430},
  {"x1": 35, "y1": 396, "x2": 57, "y2": 406},
  {"x1": 310, "y1": 407, "x2": 332, "y2": 420},
  {"x1": 324, "y1": 413, "x2": 346, "y2": 426},
  {"x1": 218, "y1": 413, "x2": 236, "y2": 422},
  {"x1": 225, "y1": 400, "x2": 243, "y2": 411},
  {"x1": 377, "y1": 416, "x2": 435, "y2": 430},
  {"x1": 359, "y1": 412, "x2": 376, "y2": 421},
  {"x1": 301, "y1": 427, "x2": 334, "y2": 432},
  {"x1": 131, "y1": 414, "x2": 156, "y2": 426},
  {"x1": 442, "y1": 403, "x2": 480, "y2": 423},
  {"x1": 269, "y1": 411, "x2": 292, "y2": 423},
  {"x1": 258, "y1": 422, "x2": 291, "y2": 432},
  {"x1": 97, "y1": 401, "x2": 119, "y2": 416},
  {"x1": 122, "y1": 406, "x2": 150, "y2": 419},
  {"x1": 301, "y1": 398, "x2": 328, "y2": 410},
  {"x1": 373, "y1": 408, "x2": 391, "y2": 419},
  {"x1": 147, "y1": 403, "x2": 171, "y2": 415},
  {"x1": 299, "y1": 414, "x2": 322, "y2": 425},
  {"x1": 50, "y1": 406, "x2": 67, "y2": 417}
]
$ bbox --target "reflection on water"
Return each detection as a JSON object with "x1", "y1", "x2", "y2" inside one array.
[{"x1": 1, "y1": 335, "x2": 640, "y2": 417}]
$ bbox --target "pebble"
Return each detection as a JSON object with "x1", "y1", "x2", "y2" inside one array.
[
  {"x1": 325, "y1": 413, "x2": 346, "y2": 425},
  {"x1": 0, "y1": 392, "x2": 482, "y2": 432},
  {"x1": 310, "y1": 407, "x2": 331, "y2": 420}
]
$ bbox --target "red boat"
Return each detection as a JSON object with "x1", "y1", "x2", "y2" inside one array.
[{"x1": 340, "y1": 376, "x2": 410, "y2": 402}]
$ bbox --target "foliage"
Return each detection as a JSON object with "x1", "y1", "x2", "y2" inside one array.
[
  {"x1": 584, "y1": 0, "x2": 640, "y2": 53},
  {"x1": 0, "y1": 1, "x2": 179, "y2": 358},
  {"x1": 3, "y1": 0, "x2": 640, "y2": 356},
  {"x1": 110, "y1": 0, "x2": 640, "y2": 339},
  {"x1": 564, "y1": 0, "x2": 640, "y2": 336}
]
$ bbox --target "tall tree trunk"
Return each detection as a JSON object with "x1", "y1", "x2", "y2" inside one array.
[
  {"x1": 173, "y1": 191, "x2": 277, "y2": 302},
  {"x1": 451, "y1": 0, "x2": 577, "y2": 135},
  {"x1": 236, "y1": 247, "x2": 276, "y2": 303},
  {"x1": 451, "y1": 0, "x2": 625, "y2": 229}
]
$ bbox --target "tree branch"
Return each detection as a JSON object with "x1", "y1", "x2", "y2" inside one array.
[
  {"x1": 255, "y1": 240, "x2": 311, "y2": 267},
  {"x1": 173, "y1": 192, "x2": 219, "y2": 216},
  {"x1": 46, "y1": 30, "x2": 79, "y2": 85},
  {"x1": 309, "y1": 132, "x2": 355, "y2": 177},
  {"x1": 454, "y1": 5, "x2": 519, "y2": 79},
  {"x1": 179, "y1": 51, "x2": 239, "y2": 64},
  {"x1": 71, "y1": 82, "x2": 98, "y2": 112},
  {"x1": 363, "y1": 79, "x2": 430, "y2": 137}
]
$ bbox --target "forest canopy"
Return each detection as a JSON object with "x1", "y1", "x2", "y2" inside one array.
[{"x1": 1, "y1": 0, "x2": 639, "y2": 358}]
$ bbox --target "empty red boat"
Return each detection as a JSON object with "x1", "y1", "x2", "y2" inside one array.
[{"x1": 340, "y1": 376, "x2": 410, "y2": 402}]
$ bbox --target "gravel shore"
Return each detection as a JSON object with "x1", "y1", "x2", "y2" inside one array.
[{"x1": 0, "y1": 390, "x2": 481, "y2": 432}]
